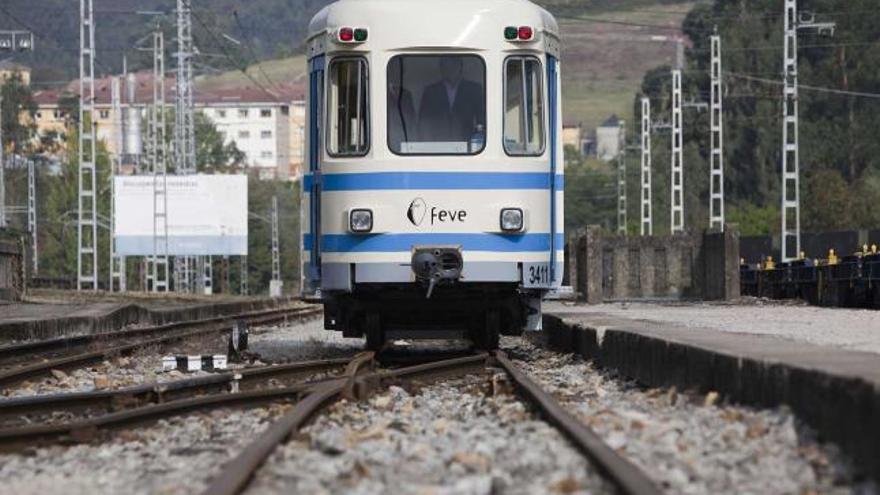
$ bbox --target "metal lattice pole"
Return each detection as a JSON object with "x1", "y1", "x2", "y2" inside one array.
[
  {"x1": 710, "y1": 34, "x2": 725, "y2": 232},
  {"x1": 782, "y1": 0, "x2": 800, "y2": 260},
  {"x1": 175, "y1": 0, "x2": 196, "y2": 175},
  {"x1": 201, "y1": 256, "x2": 213, "y2": 294},
  {"x1": 778, "y1": 4, "x2": 835, "y2": 260},
  {"x1": 640, "y1": 98, "x2": 653, "y2": 236},
  {"x1": 150, "y1": 29, "x2": 170, "y2": 293},
  {"x1": 110, "y1": 76, "x2": 124, "y2": 291},
  {"x1": 0, "y1": 94, "x2": 5, "y2": 230},
  {"x1": 175, "y1": 0, "x2": 197, "y2": 292},
  {"x1": 27, "y1": 159, "x2": 37, "y2": 274},
  {"x1": 271, "y1": 196, "x2": 281, "y2": 282},
  {"x1": 78, "y1": 0, "x2": 98, "y2": 291},
  {"x1": 240, "y1": 255, "x2": 248, "y2": 295},
  {"x1": 670, "y1": 69, "x2": 684, "y2": 234},
  {"x1": 616, "y1": 121, "x2": 627, "y2": 235}
]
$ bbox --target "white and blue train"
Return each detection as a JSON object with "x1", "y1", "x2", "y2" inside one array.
[{"x1": 302, "y1": 0, "x2": 564, "y2": 349}]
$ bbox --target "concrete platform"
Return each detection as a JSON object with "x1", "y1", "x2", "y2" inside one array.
[
  {"x1": 0, "y1": 290, "x2": 292, "y2": 343},
  {"x1": 543, "y1": 300, "x2": 880, "y2": 481}
]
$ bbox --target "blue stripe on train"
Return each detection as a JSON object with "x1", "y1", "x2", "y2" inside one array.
[
  {"x1": 302, "y1": 172, "x2": 564, "y2": 191},
  {"x1": 303, "y1": 233, "x2": 565, "y2": 253}
]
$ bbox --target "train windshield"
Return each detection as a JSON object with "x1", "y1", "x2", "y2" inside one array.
[{"x1": 387, "y1": 55, "x2": 486, "y2": 155}]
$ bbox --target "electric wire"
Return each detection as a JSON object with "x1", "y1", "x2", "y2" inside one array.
[{"x1": 188, "y1": 7, "x2": 279, "y2": 101}]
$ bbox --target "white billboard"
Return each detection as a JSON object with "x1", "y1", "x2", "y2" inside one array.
[{"x1": 114, "y1": 175, "x2": 248, "y2": 256}]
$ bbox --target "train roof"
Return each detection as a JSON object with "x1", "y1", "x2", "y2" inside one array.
[{"x1": 308, "y1": 0, "x2": 559, "y2": 52}]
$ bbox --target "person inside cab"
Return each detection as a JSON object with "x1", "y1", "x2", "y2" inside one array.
[{"x1": 418, "y1": 57, "x2": 485, "y2": 146}]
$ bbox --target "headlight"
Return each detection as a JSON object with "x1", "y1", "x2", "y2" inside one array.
[
  {"x1": 350, "y1": 209, "x2": 373, "y2": 233},
  {"x1": 500, "y1": 208, "x2": 524, "y2": 232}
]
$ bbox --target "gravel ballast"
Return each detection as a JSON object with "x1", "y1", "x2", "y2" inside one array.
[
  {"x1": 248, "y1": 373, "x2": 614, "y2": 495},
  {"x1": 509, "y1": 335, "x2": 869, "y2": 495},
  {"x1": 0, "y1": 405, "x2": 289, "y2": 495},
  {"x1": 0, "y1": 314, "x2": 869, "y2": 494}
]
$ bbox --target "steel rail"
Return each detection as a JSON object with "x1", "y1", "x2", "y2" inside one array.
[
  {"x1": 202, "y1": 353, "x2": 490, "y2": 495},
  {"x1": 0, "y1": 357, "x2": 351, "y2": 418},
  {"x1": 0, "y1": 356, "x2": 364, "y2": 450},
  {"x1": 493, "y1": 351, "x2": 662, "y2": 495},
  {"x1": 0, "y1": 306, "x2": 322, "y2": 388},
  {"x1": 0, "y1": 383, "x2": 316, "y2": 450}
]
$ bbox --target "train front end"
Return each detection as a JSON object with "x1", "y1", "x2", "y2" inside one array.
[{"x1": 302, "y1": 0, "x2": 563, "y2": 349}]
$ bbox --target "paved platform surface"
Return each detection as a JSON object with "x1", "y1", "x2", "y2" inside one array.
[
  {"x1": 543, "y1": 300, "x2": 880, "y2": 479},
  {"x1": 546, "y1": 300, "x2": 880, "y2": 355}
]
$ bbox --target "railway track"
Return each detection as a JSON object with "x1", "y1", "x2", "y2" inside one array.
[
  {"x1": 203, "y1": 351, "x2": 661, "y2": 495},
  {"x1": 0, "y1": 342, "x2": 661, "y2": 494},
  {"x1": 0, "y1": 305, "x2": 322, "y2": 389},
  {"x1": 0, "y1": 354, "x2": 366, "y2": 450},
  {"x1": 0, "y1": 357, "x2": 351, "y2": 427}
]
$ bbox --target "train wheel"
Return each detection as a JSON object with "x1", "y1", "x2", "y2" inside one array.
[
  {"x1": 364, "y1": 313, "x2": 385, "y2": 351},
  {"x1": 472, "y1": 309, "x2": 500, "y2": 351}
]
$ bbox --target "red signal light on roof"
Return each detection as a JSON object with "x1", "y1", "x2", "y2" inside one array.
[
  {"x1": 337, "y1": 27, "x2": 368, "y2": 44},
  {"x1": 505, "y1": 26, "x2": 535, "y2": 42}
]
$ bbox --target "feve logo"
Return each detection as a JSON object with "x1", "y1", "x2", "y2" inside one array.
[
  {"x1": 407, "y1": 198, "x2": 468, "y2": 227},
  {"x1": 407, "y1": 198, "x2": 427, "y2": 226}
]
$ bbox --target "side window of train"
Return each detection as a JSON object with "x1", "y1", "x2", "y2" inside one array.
[
  {"x1": 327, "y1": 57, "x2": 370, "y2": 157},
  {"x1": 503, "y1": 56, "x2": 545, "y2": 156}
]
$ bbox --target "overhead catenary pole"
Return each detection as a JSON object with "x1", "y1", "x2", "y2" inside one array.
[
  {"x1": 78, "y1": 0, "x2": 98, "y2": 291},
  {"x1": 110, "y1": 76, "x2": 125, "y2": 291},
  {"x1": 175, "y1": 0, "x2": 198, "y2": 292},
  {"x1": 781, "y1": 0, "x2": 800, "y2": 261},
  {"x1": 0, "y1": 94, "x2": 5, "y2": 230},
  {"x1": 27, "y1": 159, "x2": 37, "y2": 273},
  {"x1": 670, "y1": 69, "x2": 684, "y2": 234},
  {"x1": 640, "y1": 97, "x2": 653, "y2": 236},
  {"x1": 240, "y1": 255, "x2": 248, "y2": 295},
  {"x1": 778, "y1": 3, "x2": 835, "y2": 260},
  {"x1": 149, "y1": 29, "x2": 170, "y2": 293},
  {"x1": 709, "y1": 33, "x2": 725, "y2": 232},
  {"x1": 271, "y1": 196, "x2": 281, "y2": 282},
  {"x1": 616, "y1": 120, "x2": 627, "y2": 235},
  {"x1": 175, "y1": 0, "x2": 196, "y2": 175}
]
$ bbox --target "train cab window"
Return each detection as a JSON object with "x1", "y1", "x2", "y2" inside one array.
[
  {"x1": 327, "y1": 57, "x2": 370, "y2": 157},
  {"x1": 387, "y1": 55, "x2": 486, "y2": 155},
  {"x1": 504, "y1": 57, "x2": 545, "y2": 156}
]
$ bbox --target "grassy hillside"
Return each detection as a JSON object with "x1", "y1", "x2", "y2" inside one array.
[
  {"x1": 196, "y1": 1, "x2": 697, "y2": 133},
  {"x1": 557, "y1": 2, "x2": 696, "y2": 130},
  {"x1": 196, "y1": 55, "x2": 308, "y2": 95}
]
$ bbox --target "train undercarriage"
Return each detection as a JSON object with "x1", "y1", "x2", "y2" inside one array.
[{"x1": 322, "y1": 283, "x2": 536, "y2": 351}]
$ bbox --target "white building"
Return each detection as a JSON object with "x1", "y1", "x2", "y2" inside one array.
[
  {"x1": 197, "y1": 89, "x2": 292, "y2": 181},
  {"x1": 31, "y1": 75, "x2": 307, "y2": 181},
  {"x1": 287, "y1": 101, "x2": 306, "y2": 180},
  {"x1": 595, "y1": 114, "x2": 623, "y2": 161}
]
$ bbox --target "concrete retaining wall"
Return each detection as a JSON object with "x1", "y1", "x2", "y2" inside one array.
[
  {"x1": 544, "y1": 313, "x2": 880, "y2": 481},
  {"x1": 0, "y1": 239, "x2": 25, "y2": 302},
  {"x1": 0, "y1": 298, "x2": 288, "y2": 343},
  {"x1": 567, "y1": 226, "x2": 740, "y2": 303}
]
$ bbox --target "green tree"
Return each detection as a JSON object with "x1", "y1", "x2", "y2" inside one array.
[
  {"x1": 635, "y1": 0, "x2": 880, "y2": 234},
  {"x1": 1, "y1": 73, "x2": 37, "y2": 154},
  {"x1": 803, "y1": 169, "x2": 852, "y2": 232},
  {"x1": 195, "y1": 111, "x2": 246, "y2": 173},
  {"x1": 245, "y1": 175, "x2": 301, "y2": 295}
]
